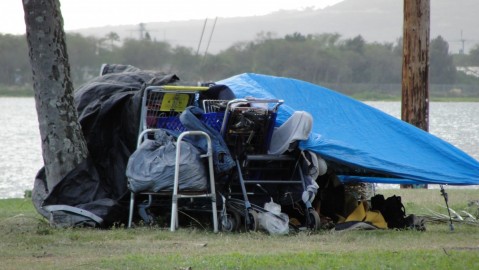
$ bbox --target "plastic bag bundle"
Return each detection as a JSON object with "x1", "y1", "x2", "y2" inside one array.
[
  {"x1": 259, "y1": 200, "x2": 289, "y2": 235},
  {"x1": 126, "y1": 130, "x2": 207, "y2": 193}
]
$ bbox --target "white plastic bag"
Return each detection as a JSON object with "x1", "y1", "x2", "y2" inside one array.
[{"x1": 259, "y1": 200, "x2": 289, "y2": 235}]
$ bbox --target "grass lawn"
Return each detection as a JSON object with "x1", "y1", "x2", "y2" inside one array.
[
  {"x1": 1, "y1": 189, "x2": 478, "y2": 269},
  {"x1": 0, "y1": 86, "x2": 34, "y2": 97}
]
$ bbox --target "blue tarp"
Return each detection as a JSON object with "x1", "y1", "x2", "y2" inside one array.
[{"x1": 218, "y1": 73, "x2": 479, "y2": 185}]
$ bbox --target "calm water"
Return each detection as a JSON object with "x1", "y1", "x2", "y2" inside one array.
[{"x1": 1, "y1": 98, "x2": 478, "y2": 198}]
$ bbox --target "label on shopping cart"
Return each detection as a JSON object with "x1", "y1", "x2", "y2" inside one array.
[{"x1": 159, "y1": 93, "x2": 190, "y2": 112}]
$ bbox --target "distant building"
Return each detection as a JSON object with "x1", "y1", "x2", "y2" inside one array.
[{"x1": 457, "y1": 66, "x2": 479, "y2": 78}]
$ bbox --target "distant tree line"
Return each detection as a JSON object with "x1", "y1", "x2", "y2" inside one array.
[{"x1": 2, "y1": 31, "x2": 479, "y2": 92}]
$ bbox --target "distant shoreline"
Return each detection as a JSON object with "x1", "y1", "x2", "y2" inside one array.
[
  {"x1": 0, "y1": 86, "x2": 33, "y2": 97},
  {"x1": 2, "y1": 87, "x2": 479, "y2": 102}
]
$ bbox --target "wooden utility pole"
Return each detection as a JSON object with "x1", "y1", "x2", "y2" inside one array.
[
  {"x1": 402, "y1": 0, "x2": 430, "y2": 130},
  {"x1": 401, "y1": 0, "x2": 430, "y2": 188}
]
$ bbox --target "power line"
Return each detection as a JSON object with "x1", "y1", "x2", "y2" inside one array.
[
  {"x1": 196, "y1": 18, "x2": 208, "y2": 56},
  {"x1": 202, "y1": 17, "x2": 218, "y2": 63}
]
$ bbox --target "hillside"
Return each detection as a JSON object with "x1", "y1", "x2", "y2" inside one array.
[{"x1": 72, "y1": 0, "x2": 479, "y2": 54}]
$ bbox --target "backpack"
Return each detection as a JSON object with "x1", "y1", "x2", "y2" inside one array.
[{"x1": 371, "y1": 194, "x2": 408, "y2": 229}]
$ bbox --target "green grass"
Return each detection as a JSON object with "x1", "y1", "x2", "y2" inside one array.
[
  {"x1": 0, "y1": 85, "x2": 34, "y2": 97},
  {"x1": 2, "y1": 85, "x2": 479, "y2": 102},
  {"x1": 429, "y1": 96, "x2": 479, "y2": 102},
  {"x1": 351, "y1": 92, "x2": 479, "y2": 102},
  {"x1": 351, "y1": 91, "x2": 401, "y2": 101},
  {"x1": 1, "y1": 189, "x2": 479, "y2": 269}
]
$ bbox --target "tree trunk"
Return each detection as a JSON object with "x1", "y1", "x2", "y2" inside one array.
[
  {"x1": 23, "y1": 0, "x2": 88, "y2": 191},
  {"x1": 401, "y1": 0, "x2": 430, "y2": 189}
]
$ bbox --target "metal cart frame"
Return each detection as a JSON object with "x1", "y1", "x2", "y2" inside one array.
[
  {"x1": 127, "y1": 85, "x2": 219, "y2": 232},
  {"x1": 218, "y1": 98, "x2": 320, "y2": 231}
]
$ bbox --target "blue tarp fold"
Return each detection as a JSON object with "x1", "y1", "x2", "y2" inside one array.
[{"x1": 219, "y1": 73, "x2": 479, "y2": 185}]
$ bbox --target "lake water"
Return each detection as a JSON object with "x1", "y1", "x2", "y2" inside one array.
[{"x1": 1, "y1": 98, "x2": 478, "y2": 198}]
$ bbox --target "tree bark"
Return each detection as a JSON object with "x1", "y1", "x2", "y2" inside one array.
[
  {"x1": 401, "y1": 0, "x2": 430, "y2": 189},
  {"x1": 23, "y1": 0, "x2": 88, "y2": 191},
  {"x1": 402, "y1": 0, "x2": 430, "y2": 131}
]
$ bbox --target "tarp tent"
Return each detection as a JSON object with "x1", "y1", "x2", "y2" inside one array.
[
  {"x1": 32, "y1": 69, "x2": 479, "y2": 227},
  {"x1": 33, "y1": 66, "x2": 180, "y2": 227},
  {"x1": 218, "y1": 73, "x2": 479, "y2": 185}
]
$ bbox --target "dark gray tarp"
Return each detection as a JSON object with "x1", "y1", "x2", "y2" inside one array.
[{"x1": 33, "y1": 66, "x2": 179, "y2": 227}]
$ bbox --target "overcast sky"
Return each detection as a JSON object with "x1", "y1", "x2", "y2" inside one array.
[{"x1": 1, "y1": 0, "x2": 343, "y2": 34}]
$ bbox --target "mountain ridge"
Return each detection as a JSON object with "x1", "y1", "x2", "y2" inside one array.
[{"x1": 71, "y1": 0, "x2": 479, "y2": 54}]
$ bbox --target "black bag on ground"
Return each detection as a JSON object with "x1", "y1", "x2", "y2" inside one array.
[
  {"x1": 371, "y1": 194, "x2": 408, "y2": 229},
  {"x1": 370, "y1": 194, "x2": 385, "y2": 212}
]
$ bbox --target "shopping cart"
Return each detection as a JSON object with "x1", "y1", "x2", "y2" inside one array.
[
  {"x1": 218, "y1": 98, "x2": 320, "y2": 231},
  {"x1": 127, "y1": 85, "x2": 220, "y2": 232}
]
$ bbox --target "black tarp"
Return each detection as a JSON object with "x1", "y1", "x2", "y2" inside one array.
[{"x1": 32, "y1": 65, "x2": 179, "y2": 227}]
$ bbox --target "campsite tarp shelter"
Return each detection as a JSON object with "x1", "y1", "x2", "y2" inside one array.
[
  {"x1": 32, "y1": 69, "x2": 479, "y2": 227},
  {"x1": 33, "y1": 66, "x2": 180, "y2": 227},
  {"x1": 218, "y1": 73, "x2": 479, "y2": 186}
]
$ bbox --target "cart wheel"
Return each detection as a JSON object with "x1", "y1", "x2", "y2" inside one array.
[
  {"x1": 220, "y1": 210, "x2": 241, "y2": 232},
  {"x1": 246, "y1": 209, "x2": 259, "y2": 232},
  {"x1": 307, "y1": 209, "x2": 320, "y2": 231}
]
